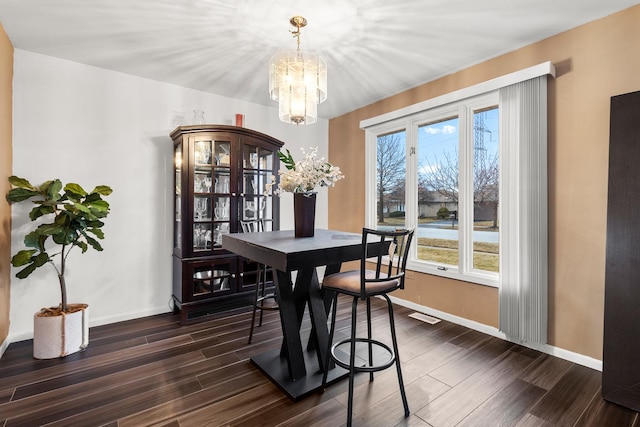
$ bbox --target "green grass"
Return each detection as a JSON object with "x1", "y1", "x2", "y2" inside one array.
[
  {"x1": 377, "y1": 217, "x2": 500, "y2": 272},
  {"x1": 418, "y1": 237, "x2": 499, "y2": 254},
  {"x1": 417, "y1": 246, "x2": 459, "y2": 265},
  {"x1": 416, "y1": 238, "x2": 499, "y2": 273},
  {"x1": 378, "y1": 217, "x2": 439, "y2": 226}
]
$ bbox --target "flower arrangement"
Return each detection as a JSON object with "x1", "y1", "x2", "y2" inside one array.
[{"x1": 268, "y1": 146, "x2": 344, "y2": 195}]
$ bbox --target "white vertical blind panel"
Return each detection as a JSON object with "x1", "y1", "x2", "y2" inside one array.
[{"x1": 498, "y1": 76, "x2": 548, "y2": 345}]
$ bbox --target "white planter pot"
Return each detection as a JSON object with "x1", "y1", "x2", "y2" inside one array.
[{"x1": 33, "y1": 304, "x2": 89, "y2": 359}]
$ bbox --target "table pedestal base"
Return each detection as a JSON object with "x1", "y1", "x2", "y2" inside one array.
[{"x1": 251, "y1": 348, "x2": 349, "y2": 401}]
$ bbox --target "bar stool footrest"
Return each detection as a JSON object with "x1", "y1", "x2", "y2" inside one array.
[
  {"x1": 254, "y1": 298, "x2": 279, "y2": 310},
  {"x1": 330, "y1": 338, "x2": 396, "y2": 373}
]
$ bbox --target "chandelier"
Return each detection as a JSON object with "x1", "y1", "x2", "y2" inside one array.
[{"x1": 269, "y1": 16, "x2": 327, "y2": 125}]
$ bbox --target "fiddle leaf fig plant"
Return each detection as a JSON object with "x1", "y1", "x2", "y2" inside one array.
[{"x1": 6, "y1": 176, "x2": 112, "y2": 312}]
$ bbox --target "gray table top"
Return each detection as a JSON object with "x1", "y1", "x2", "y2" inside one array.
[{"x1": 222, "y1": 229, "x2": 363, "y2": 272}]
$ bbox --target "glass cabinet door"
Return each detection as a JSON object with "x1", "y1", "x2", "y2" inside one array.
[
  {"x1": 193, "y1": 139, "x2": 213, "y2": 252},
  {"x1": 189, "y1": 258, "x2": 236, "y2": 300},
  {"x1": 212, "y1": 140, "x2": 232, "y2": 248},
  {"x1": 192, "y1": 138, "x2": 232, "y2": 253},
  {"x1": 174, "y1": 142, "x2": 183, "y2": 252},
  {"x1": 241, "y1": 142, "x2": 275, "y2": 229}
]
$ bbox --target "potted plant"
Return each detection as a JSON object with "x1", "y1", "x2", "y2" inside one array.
[{"x1": 6, "y1": 176, "x2": 112, "y2": 359}]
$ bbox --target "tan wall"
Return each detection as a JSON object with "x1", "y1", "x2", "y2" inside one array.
[
  {"x1": 0, "y1": 23, "x2": 13, "y2": 350},
  {"x1": 329, "y1": 5, "x2": 640, "y2": 360}
]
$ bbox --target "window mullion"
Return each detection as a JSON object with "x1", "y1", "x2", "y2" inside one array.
[
  {"x1": 364, "y1": 129, "x2": 377, "y2": 228},
  {"x1": 458, "y1": 105, "x2": 473, "y2": 275},
  {"x1": 406, "y1": 120, "x2": 419, "y2": 261},
  {"x1": 406, "y1": 120, "x2": 418, "y2": 231}
]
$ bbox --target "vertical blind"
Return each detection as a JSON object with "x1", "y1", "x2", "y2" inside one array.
[{"x1": 498, "y1": 76, "x2": 549, "y2": 345}]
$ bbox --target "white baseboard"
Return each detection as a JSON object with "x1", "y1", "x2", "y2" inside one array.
[
  {"x1": 8, "y1": 305, "x2": 173, "y2": 343},
  {"x1": 388, "y1": 295, "x2": 603, "y2": 372},
  {"x1": 89, "y1": 305, "x2": 173, "y2": 329}
]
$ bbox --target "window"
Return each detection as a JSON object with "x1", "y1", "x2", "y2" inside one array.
[
  {"x1": 417, "y1": 115, "x2": 461, "y2": 269},
  {"x1": 376, "y1": 130, "x2": 406, "y2": 230},
  {"x1": 368, "y1": 93, "x2": 499, "y2": 286},
  {"x1": 471, "y1": 107, "x2": 500, "y2": 273},
  {"x1": 363, "y1": 63, "x2": 552, "y2": 344}
]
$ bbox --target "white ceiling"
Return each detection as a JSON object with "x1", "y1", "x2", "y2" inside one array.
[{"x1": 0, "y1": 0, "x2": 638, "y2": 119}]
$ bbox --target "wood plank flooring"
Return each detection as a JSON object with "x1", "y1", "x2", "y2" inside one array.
[{"x1": 0, "y1": 296, "x2": 638, "y2": 427}]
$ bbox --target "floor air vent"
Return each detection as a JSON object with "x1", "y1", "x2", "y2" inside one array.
[{"x1": 409, "y1": 312, "x2": 441, "y2": 325}]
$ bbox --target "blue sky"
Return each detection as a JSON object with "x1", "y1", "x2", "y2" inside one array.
[{"x1": 419, "y1": 107, "x2": 499, "y2": 175}]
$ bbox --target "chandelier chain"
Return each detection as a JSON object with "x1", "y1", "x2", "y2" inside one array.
[{"x1": 289, "y1": 16, "x2": 307, "y2": 51}]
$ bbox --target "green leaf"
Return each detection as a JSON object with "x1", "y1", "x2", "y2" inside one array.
[
  {"x1": 53, "y1": 230, "x2": 77, "y2": 246},
  {"x1": 8, "y1": 176, "x2": 35, "y2": 190},
  {"x1": 84, "y1": 193, "x2": 101, "y2": 203},
  {"x1": 278, "y1": 149, "x2": 296, "y2": 170},
  {"x1": 39, "y1": 223, "x2": 65, "y2": 236},
  {"x1": 37, "y1": 180, "x2": 54, "y2": 192},
  {"x1": 6, "y1": 188, "x2": 39, "y2": 203},
  {"x1": 85, "y1": 234, "x2": 103, "y2": 251},
  {"x1": 24, "y1": 231, "x2": 47, "y2": 251},
  {"x1": 12, "y1": 251, "x2": 49, "y2": 278},
  {"x1": 46, "y1": 179, "x2": 63, "y2": 202},
  {"x1": 87, "y1": 228, "x2": 105, "y2": 239},
  {"x1": 85, "y1": 219, "x2": 105, "y2": 228},
  {"x1": 65, "y1": 183, "x2": 87, "y2": 197},
  {"x1": 92, "y1": 185, "x2": 113, "y2": 196},
  {"x1": 11, "y1": 249, "x2": 37, "y2": 267},
  {"x1": 87, "y1": 200, "x2": 110, "y2": 212},
  {"x1": 33, "y1": 252, "x2": 49, "y2": 267},
  {"x1": 72, "y1": 217, "x2": 87, "y2": 229},
  {"x1": 77, "y1": 241, "x2": 88, "y2": 253},
  {"x1": 39, "y1": 199, "x2": 58, "y2": 207},
  {"x1": 29, "y1": 205, "x2": 55, "y2": 221},
  {"x1": 54, "y1": 211, "x2": 72, "y2": 225},
  {"x1": 15, "y1": 263, "x2": 37, "y2": 279},
  {"x1": 71, "y1": 202, "x2": 91, "y2": 214}
]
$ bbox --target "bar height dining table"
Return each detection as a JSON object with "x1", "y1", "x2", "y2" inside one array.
[{"x1": 222, "y1": 229, "x2": 366, "y2": 400}]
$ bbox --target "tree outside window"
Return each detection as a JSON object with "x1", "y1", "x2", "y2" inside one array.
[{"x1": 376, "y1": 131, "x2": 406, "y2": 226}]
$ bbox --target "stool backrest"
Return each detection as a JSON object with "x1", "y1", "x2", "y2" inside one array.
[
  {"x1": 240, "y1": 219, "x2": 265, "y2": 233},
  {"x1": 360, "y1": 227, "x2": 414, "y2": 296}
]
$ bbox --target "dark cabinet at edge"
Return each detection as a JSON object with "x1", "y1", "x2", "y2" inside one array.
[{"x1": 603, "y1": 90, "x2": 640, "y2": 411}]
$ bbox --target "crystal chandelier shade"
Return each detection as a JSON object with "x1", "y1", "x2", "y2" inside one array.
[{"x1": 268, "y1": 17, "x2": 327, "y2": 125}]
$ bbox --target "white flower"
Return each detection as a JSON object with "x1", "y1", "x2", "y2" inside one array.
[{"x1": 269, "y1": 146, "x2": 345, "y2": 195}]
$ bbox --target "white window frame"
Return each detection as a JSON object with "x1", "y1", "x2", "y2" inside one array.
[
  {"x1": 362, "y1": 61, "x2": 554, "y2": 291},
  {"x1": 365, "y1": 93, "x2": 499, "y2": 287}
]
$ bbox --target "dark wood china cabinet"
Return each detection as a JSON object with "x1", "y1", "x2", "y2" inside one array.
[{"x1": 171, "y1": 125, "x2": 283, "y2": 323}]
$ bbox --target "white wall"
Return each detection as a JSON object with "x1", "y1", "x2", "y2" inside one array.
[{"x1": 9, "y1": 49, "x2": 329, "y2": 341}]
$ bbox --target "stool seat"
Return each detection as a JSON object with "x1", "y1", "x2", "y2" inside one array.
[{"x1": 323, "y1": 270, "x2": 397, "y2": 296}]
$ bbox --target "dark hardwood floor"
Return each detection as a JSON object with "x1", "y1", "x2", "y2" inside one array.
[{"x1": 0, "y1": 296, "x2": 637, "y2": 427}]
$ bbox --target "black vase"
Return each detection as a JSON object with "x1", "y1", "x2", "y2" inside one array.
[{"x1": 294, "y1": 192, "x2": 316, "y2": 237}]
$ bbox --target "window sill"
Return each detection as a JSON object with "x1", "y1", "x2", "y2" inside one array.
[{"x1": 406, "y1": 260, "x2": 499, "y2": 288}]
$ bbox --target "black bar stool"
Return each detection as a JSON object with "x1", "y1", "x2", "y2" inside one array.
[
  {"x1": 240, "y1": 219, "x2": 279, "y2": 344},
  {"x1": 321, "y1": 227, "x2": 414, "y2": 427}
]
